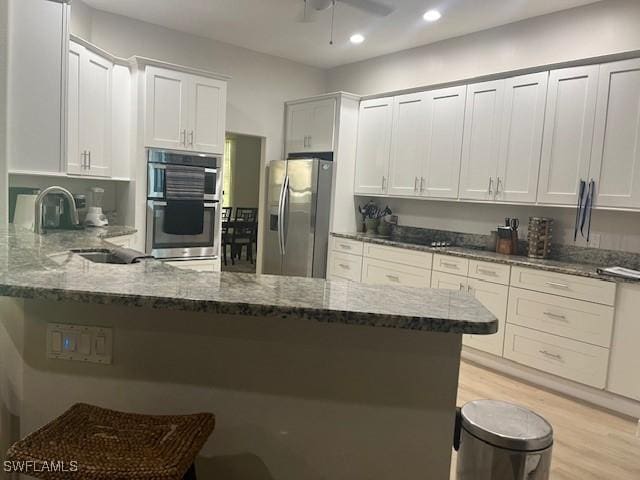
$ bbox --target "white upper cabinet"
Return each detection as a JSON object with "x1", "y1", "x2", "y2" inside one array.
[
  {"x1": 459, "y1": 80, "x2": 505, "y2": 200},
  {"x1": 285, "y1": 98, "x2": 336, "y2": 154},
  {"x1": 388, "y1": 93, "x2": 428, "y2": 196},
  {"x1": 495, "y1": 72, "x2": 548, "y2": 203},
  {"x1": 589, "y1": 59, "x2": 640, "y2": 209},
  {"x1": 422, "y1": 86, "x2": 466, "y2": 199},
  {"x1": 67, "y1": 41, "x2": 113, "y2": 177},
  {"x1": 145, "y1": 67, "x2": 190, "y2": 151},
  {"x1": 354, "y1": 98, "x2": 393, "y2": 195},
  {"x1": 537, "y1": 66, "x2": 599, "y2": 205},
  {"x1": 190, "y1": 75, "x2": 227, "y2": 154},
  {"x1": 145, "y1": 66, "x2": 227, "y2": 154}
]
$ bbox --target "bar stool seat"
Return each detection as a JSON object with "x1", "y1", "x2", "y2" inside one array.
[{"x1": 6, "y1": 403, "x2": 215, "y2": 480}]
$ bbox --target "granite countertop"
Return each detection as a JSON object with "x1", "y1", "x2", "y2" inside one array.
[
  {"x1": 0, "y1": 226, "x2": 497, "y2": 335},
  {"x1": 332, "y1": 232, "x2": 629, "y2": 283}
]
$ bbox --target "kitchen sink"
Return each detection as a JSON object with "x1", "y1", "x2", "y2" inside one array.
[{"x1": 70, "y1": 248, "x2": 132, "y2": 265}]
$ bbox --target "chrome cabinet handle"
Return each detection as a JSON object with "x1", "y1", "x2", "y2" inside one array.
[
  {"x1": 488, "y1": 177, "x2": 494, "y2": 195},
  {"x1": 496, "y1": 177, "x2": 502, "y2": 195},
  {"x1": 539, "y1": 350, "x2": 563, "y2": 361},
  {"x1": 381, "y1": 176, "x2": 386, "y2": 191},
  {"x1": 545, "y1": 282, "x2": 569, "y2": 290},
  {"x1": 338, "y1": 264, "x2": 350, "y2": 270},
  {"x1": 414, "y1": 177, "x2": 419, "y2": 192},
  {"x1": 478, "y1": 268, "x2": 497, "y2": 276},
  {"x1": 459, "y1": 283, "x2": 466, "y2": 291},
  {"x1": 189, "y1": 131, "x2": 194, "y2": 147},
  {"x1": 543, "y1": 311, "x2": 568, "y2": 321},
  {"x1": 181, "y1": 129, "x2": 186, "y2": 146},
  {"x1": 88, "y1": 150, "x2": 91, "y2": 170},
  {"x1": 81, "y1": 151, "x2": 87, "y2": 169},
  {"x1": 386, "y1": 274, "x2": 400, "y2": 282},
  {"x1": 420, "y1": 177, "x2": 425, "y2": 193},
  {"x1": 442, "y1": 262, "x2": 459, "y2": 269},
  {"x1": 339, "y1": 244, "x2": 352, "y2": 250}
]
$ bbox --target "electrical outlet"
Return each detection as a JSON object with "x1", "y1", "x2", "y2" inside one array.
[{"x1": 47, "y1": 323, "x2": 113, "y2": 364}]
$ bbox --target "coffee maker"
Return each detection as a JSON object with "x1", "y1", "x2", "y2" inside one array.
[{"x1": 84, "y1": 187, "x2": 109, "y2": 227}]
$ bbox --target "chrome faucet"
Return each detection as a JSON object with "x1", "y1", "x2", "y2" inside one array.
[{"x1": 34, "y1": 186, "x2": 80, "y2": 234}]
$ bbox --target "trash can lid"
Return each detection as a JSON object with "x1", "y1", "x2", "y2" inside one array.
[{"x1": 461, "y1": 400, "x2": 553, "y2": 451}]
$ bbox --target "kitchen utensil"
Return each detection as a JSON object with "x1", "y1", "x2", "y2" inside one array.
[
  {"x1": 510, "y1": 218, "x2": 519, "y2": 231},
  {"x1": 574, "y1": 180, "x2": 586, "y2": 241},
  {"x1": 528, "y1": 217, "x2": 553, "y2": 259}
]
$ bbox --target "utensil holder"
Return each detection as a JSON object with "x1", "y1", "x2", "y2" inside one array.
[{"x1": 528, "y1": 217, "x2": 553, "y2": 259}]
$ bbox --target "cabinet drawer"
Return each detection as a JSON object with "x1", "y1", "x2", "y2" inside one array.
[
  {"x1": 510, "y1": 267, "x2": 616, "y2": 306},
  {"x1": 430, "y1": 270, "x2": 467, "y2": 291},
  {"x1": 468, "y1": 260, "x2": 510, "y2": 285},
  {"x1": 507, "y1": 288, "x2": 614, "y2": 347},
  {"x1": 363, "y1": 243, "x2": 432, "y2": 269},
  {"x1": 362, "y1": 257, "x2": 431, "y2": 288},
  {"x1": 165, "y1": 259, "x2": 218, "y2": 272},
  {"x1": 504, "y1": 324, "x2": 609, "y2": 388},
  {"x1": 328, "y1": 252, "x2": 362, "y2": 282},
  {"x1": 330, "y1": 237, "x2": 363, "y2": 256},
  {"x1": 433, "y1": 254, "x2": 469, "y2": 275},
  {"x1": 104, "y1": 234, "x2": 135, "y2": 248}
]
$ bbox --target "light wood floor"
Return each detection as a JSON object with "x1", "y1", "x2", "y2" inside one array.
[{"x1": 451, "y1": 360, "x2": 640, "y2": 480}]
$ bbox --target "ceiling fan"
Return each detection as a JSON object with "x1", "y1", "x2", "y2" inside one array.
[{"x1": 300, "y1": 0, "x2": 395, "y2": 23}]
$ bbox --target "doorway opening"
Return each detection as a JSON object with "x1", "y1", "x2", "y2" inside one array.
[{"x1": 221, "y1": 132, "x2": 263, "y2": 273}]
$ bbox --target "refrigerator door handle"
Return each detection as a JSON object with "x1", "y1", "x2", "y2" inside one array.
[
  {"x1": 281, "y1": 175, "x2": 290, "y2": 255},
  {"x1": 277, "y1": 175, "x2": 287, "y2": 255}
]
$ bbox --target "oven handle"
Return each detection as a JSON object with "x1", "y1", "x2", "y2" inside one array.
[{"x1": 151, "y1": 201, "x2": 218, "y2": 208}]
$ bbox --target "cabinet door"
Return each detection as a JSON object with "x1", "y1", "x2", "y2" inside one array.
[
  {"x1": 459, "y1": 80, "x2": 504, "y2": 200},
  {"x1": 465, "y1": 278, "x2": 508, "y2": 356},
  {"x1": 189, "y1": 75, "x2": 227, "y2": 154},
  {"x1": 354, "y1": 98, "x2": 393, "y2": 194},
  {"x1": 589, "y1": 59, "x2": 640, "y2": 209},
  {"x1": 145, "y1": 66, "x2": 189, "y2": 150},
  {"x1": 67, "y1": 42, "x2": 84, "y2": 175},
  {"x1": 285, "y1": 103, "x2": 312, "y2": 154},
  {"x1": 387, "y1": 93, "x2": 428, "y2": 196},
  {"x1": 537, "y1": 66, "x2": 598, "y2": 205},
  {"x1": 423, "y1": 86, "x2": 466, "y2": 198},
  {"x1": 496, "y1": 72, "x2": 548, "y2": 203},
  {"x1": 308, "y1": 98, "x2": 336, "y2": 152},
  {"x1": 362, "y1": 257, "x2": 431, "y2": 288},
  {"x1": 82, "y1": 50, "x2": 112, "y2": 177},
  {"x1": 430, "y1": 270, "x2": 467, "y2": 291}
]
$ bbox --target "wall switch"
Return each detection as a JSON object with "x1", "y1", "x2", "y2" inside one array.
[{"x1": 47, "y1": 324, "x2": 113, "y2": 364}]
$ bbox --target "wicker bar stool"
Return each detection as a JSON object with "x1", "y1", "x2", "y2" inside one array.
[{"x1": 6, "y1": 403, "x2": 215, "y2": 479}]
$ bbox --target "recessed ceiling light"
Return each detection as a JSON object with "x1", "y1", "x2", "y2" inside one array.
[
  {"x1": 350, "y1": 34, "x2": 365, "y2": 44},
  {"x1": 423, "y1": 9, "x2": 442, "y2": 22}
]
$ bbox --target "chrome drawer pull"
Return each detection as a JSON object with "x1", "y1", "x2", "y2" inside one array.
[
  {"x1": 442, "y1": 262, "x2": 459, "y2": 269},
  {"x1": 539, "y1": 350, "x2": 563, "y2": 361},
  {"x1": 338, "y1": 264, "x2": 350, "y2": 270},
  {"x1": 386, "y1": 274, "x2": 400, "y2": 282},
  {"x1": 545, "y1": 281, "x2": 569, "y2": 289},
  {"x1": 478, "y1": 268, "x2": 497, "y2": 276},
  {"x1": 339, "y1": 244, "x2": 352, "y2": 250},
  {"x1": 543, "y1": 311, "x2": 568, "y2": 321}
]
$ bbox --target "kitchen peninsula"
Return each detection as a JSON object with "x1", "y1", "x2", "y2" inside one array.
[{"x1": 0, "y1": 226, "x2": 496, "y2": 480}]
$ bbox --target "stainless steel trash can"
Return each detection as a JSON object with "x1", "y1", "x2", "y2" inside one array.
[{"x1": 454, "y1": 400, "x2": 553, "y2": 480}]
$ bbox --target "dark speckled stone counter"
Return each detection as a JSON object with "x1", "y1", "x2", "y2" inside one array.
[
  {"x1": 0, "y1": 226, "x2": 497, "y2": 335},
  {"x1": 332, "y1": 232, "x2": 634, "y2": 283}
]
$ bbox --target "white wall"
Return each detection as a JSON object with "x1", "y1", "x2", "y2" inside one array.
[
  {"x1": 331, "y1": 0, "x2": 640, "y2": 252},
  {"x1": 0, "y1": 0, "x2": 8, "y2": 224},
  {"x1": 328, "y1": 0, "x2": 640, "y2": 95}
]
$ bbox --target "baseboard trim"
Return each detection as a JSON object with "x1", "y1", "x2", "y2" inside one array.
[{"x1": 462, "y1": 347, "x2": 640, "y2": 419}]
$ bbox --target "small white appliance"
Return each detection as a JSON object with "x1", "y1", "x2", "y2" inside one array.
[
  {"x1": 13, "y1": 194, "x2": 38, "y2": 230},
  {"x1": 84, "y1": 187, "x2": 109, "y2": 227}
]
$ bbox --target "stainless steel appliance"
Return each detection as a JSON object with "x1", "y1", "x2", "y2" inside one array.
[
  {"x1": 146, "y1": 149, "x2": 221, "y2": 260},
  {"x1": 264, "y1": 157, "x2": 333, "y2": 278}
]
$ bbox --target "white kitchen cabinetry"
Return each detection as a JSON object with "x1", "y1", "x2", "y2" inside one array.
[
  {"x1": 589, "y1": 59, "x2": 640, "y2": 209},
  {"x1": 459, "y1": 80, "x2": 504, "y2": 200},
  {"x1": 495, "y1": 72, "x2": 548, "y2": 203},
  {"x1": 387, "y1": 93, "x2": 428, "y2": 196},
  {"x1": 430, "y1": 270, "x2": 467, "y2": 291},
  {"x1": 145, "y1": 66, "x2": 227, "y2": 154},
  {"x1": 362, "y1": 257, "x2": 431, "y2": 288},
  {"x1": 467, "y1": 278, "x2": 508, "y2": 356},
  {"x1": 67, "y1": 41, "x2": 113, "y2": 177},
  {"x1": 607, "y1": 283, "x2": 640, "y2": 401},
  {"x1": 104, "y1": 234, "x2": 137, "y2": 249},
  {"x1": 354, "y1": 98, "x2": 393, "y2": 194},
  {"x1": 422, "y1": 86, "x2": 466, "y2": 199},
  {"x1": 537, "y1": 66, "x2": 599, "y2": 205},
  {"x1": 165, "y1": 259, "x2": 219, "y2": 273},
  {"x1": 285, "y1": 98, "x2": 336, "y2": 154}
]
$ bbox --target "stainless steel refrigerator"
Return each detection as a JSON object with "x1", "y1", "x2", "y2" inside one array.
[{"x1": 264, "y1": 157, "x2": 333, "y2": 278}]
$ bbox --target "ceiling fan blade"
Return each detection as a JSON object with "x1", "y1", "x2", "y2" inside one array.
[{"x1": 339, "y1": 0, "x2": 395, "y2": 17}]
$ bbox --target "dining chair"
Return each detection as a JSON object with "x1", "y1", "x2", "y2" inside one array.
[{"x1": 231, "y1": 208, "x2": 258, "y2": 264}]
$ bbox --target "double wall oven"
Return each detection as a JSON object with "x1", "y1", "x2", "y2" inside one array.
[{"x1": 146, "y1": 149, "x2": 221, "y2": 259}]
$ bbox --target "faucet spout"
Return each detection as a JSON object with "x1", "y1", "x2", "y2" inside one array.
[{"x1": 34, "y1": 186, "x2": 80, "y2": 234}]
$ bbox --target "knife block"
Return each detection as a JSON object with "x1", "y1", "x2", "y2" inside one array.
[{"x1": 496, "y1": 230, "x2": 518, "y2": 255}]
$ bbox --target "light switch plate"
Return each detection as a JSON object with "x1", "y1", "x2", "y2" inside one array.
[{"x1": 47, "y1": 324, "x2": 113, "y2": 364}]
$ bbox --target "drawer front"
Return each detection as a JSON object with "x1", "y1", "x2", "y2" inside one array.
[
  {"x1": 363, "y1": 243, "x2": 433, "y2": 269},
  {"x1": 165, "y1": 259, "x2": 217, "y2": 272},
  {"x1": 464, "y1": 279, "x2": 508, "y2": 356},
  {"x1": 362, "y1": 257, "x2": 431, "y2": 288},
  {"x1": 105, "y1": 234, "x2": 135, "y2": 248},
  {"x1": 433, "y1": 254, "x2": 469, "y2": 275},
  {"x1": 468, "y1": 260, "x2": 510, "y2": 285},
  {"x1": 430, "y1": 270, "x2": 467, "y2": 291},
  {"x1": 508, "y1": 288, "x2": 614, "y2": 347},
  {"x1": 330, "y1": 237, "x2": 364, "y2": 256},
  {"x1": 328, "y1": 252, "x2": 362, "y2": 282},
  {"x1": 504, "y1": 324, "x2": 610, "y2": 388},
  {"x1": 510, "y1": 267, "x2": 616, "y2": 306}
]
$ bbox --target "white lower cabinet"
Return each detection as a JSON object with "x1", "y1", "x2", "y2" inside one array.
[
  {"x1": 328, "y1": 251, "x2": 362, "y2": 282},
  {"x1": 504, "y1": 324, "x2": 610, "y2": 389},
  {"x1": 362, "y1": 257, "x2": 431, "y2": 288},
  {"x1": 104, "y1": 234, "x2": 137, "y2": 249},
  {"x1": 466, "y1": 279, "x2": 508, "y2": 356},
  {"x1": 165, "y1": 259, "x2": 218, "y2": 272},
  {"x1": 430, "y1": 270, "x2": 467, "y2": 291}
]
